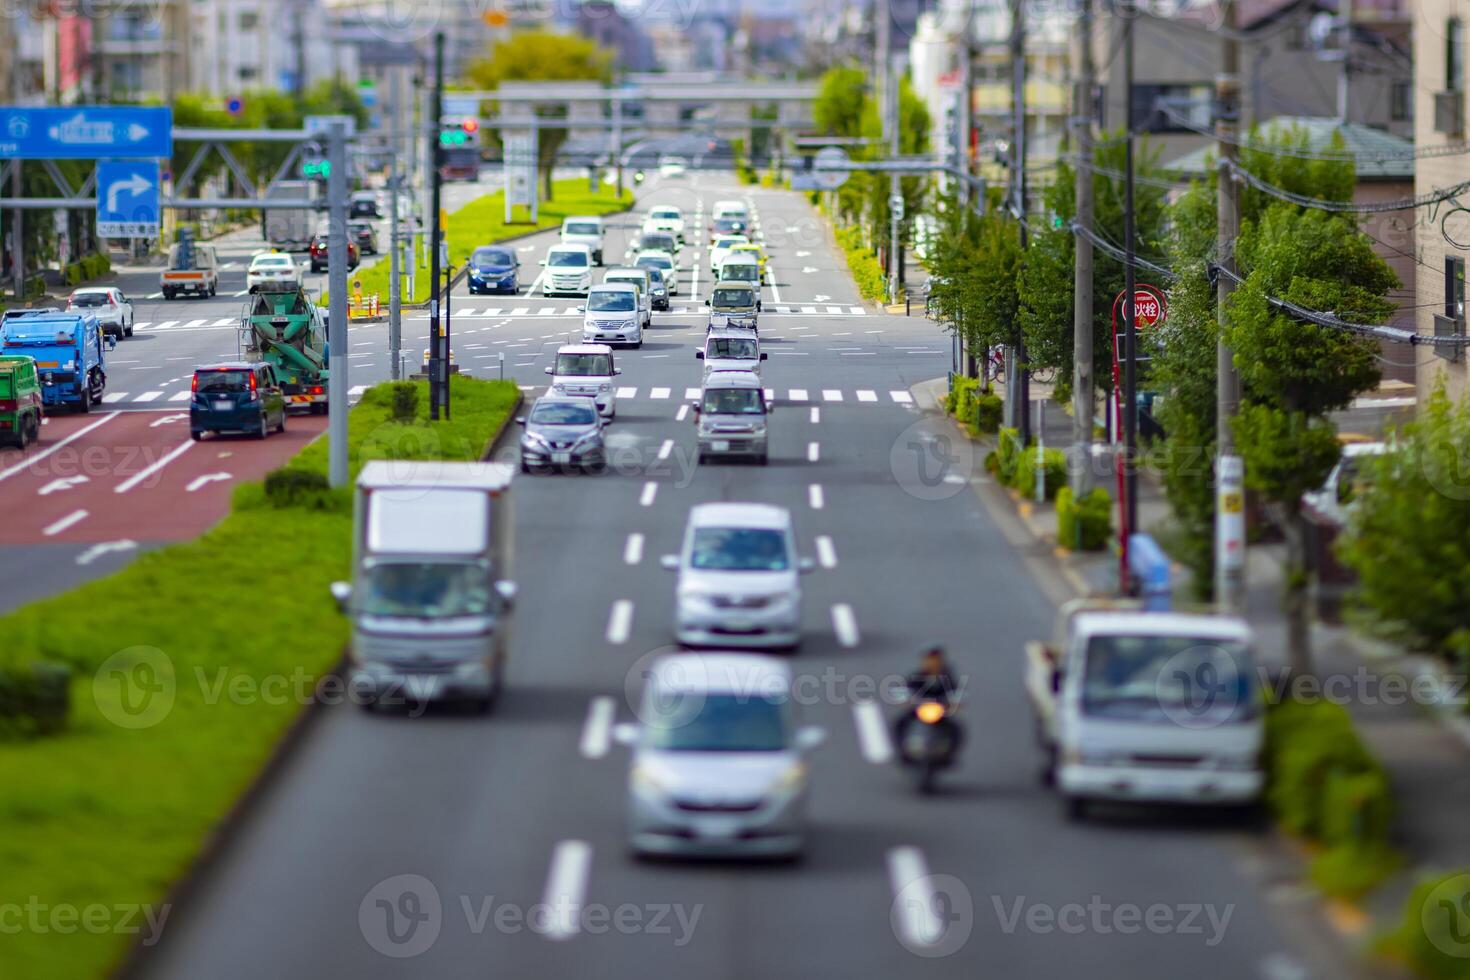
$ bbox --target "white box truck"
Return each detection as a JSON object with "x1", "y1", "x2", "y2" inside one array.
[
  {"x1": 263, "y1": 180, "x2": 317, "y2": 250},
  {"x1": 331, "y1": 461, "x2": 517, "y2": 712}
]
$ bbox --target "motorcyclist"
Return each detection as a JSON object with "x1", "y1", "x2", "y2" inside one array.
[{"x1": 905, "y1": 646, "x2": 959, "y2": 703}]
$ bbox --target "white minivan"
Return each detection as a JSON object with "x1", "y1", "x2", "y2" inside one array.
[
  {"x1": 560, "y1": 216, "x2": 606, "y2": 265},
  {"x1": 545, "y1": 344, "x2": 620, "y2": 418},
  {"x1": 697, "y1": 329, "x2": 767, "y2": 379},
  {"x1": 581, "y1": 283, "x2": 643, "y2": 348},
  {"x1": 541, "y1": 244, "x2": 594, "y2": 296}
]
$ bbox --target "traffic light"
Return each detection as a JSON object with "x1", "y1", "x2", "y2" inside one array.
[
  {"x1": 301, "y1": 145, "x2": 331, "y2": 180},
  {"x1": 439, "y1": 118, "x2": 479, "y2": 148}
]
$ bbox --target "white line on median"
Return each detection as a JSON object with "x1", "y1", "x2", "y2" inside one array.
[
  {"x1": 854, "y1": 701, "x2": 893, "y2": 763},
  {"x1": 808, "y1": 484, "x2": 824, "y2": 510},
  {"x1": 657, "y1": 439, "x2": 674, "y2": 461},
  {"x1": 579, "y1": 697, "x2": 617, "y2": 759},
  {"x1": 606, "y1": 600, "x2": 634, "y2": 644},
  {"x1": 114, "y1": 440, "x2": 195, "y2": 494},
  {"x1": 0, "y1": 412, "x2": 118, "y2": 486},
  {"x1": 43, "y1": 509, "x2": 89, "y2": 537},
  {"x1": 639, "y1": 481, "x2": 658, "y2": 507},
  {"x1": 542, "y1": 840, "x2": 593, "y2": 941},
  {"x1": 624, "y1": 532, "x2": 644, "y2": 565},
  {"x1": 831, "y1": 603, "x2": 860, "y2": 647},
  {"x1": 815, "y1": 535, "x2": 837, "y2": 569},
  {"x1": 809, "y1": 407, "x2": 820, "y2": 424},
  {"x1": 807, "y1": 441, "x2": 819, "y2": 462},
  {"x1": 887, "y1": 847, "x2": 943, "y2": 949}
]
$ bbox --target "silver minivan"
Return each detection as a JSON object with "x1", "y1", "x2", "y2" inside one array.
[
  {"x1": 581, "y1": 283, "x2": 643, "y2": 347},
  {"x1": 693, "y1": 370, "x2": 769, "y2": 464},
  {"x1": 697, "y1": 329, "x2": 767, "y2": 379},
  {"x1": 602, "y1": 267, "x2": 653, "y2": 329}
]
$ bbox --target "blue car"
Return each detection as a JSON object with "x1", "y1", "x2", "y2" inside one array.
[
  {"x1": 467, "y1": 245, "x2": 520, "y2": 295},
  {"x1": 190, "y1": 362, "x2": 288, "y2": 441}
]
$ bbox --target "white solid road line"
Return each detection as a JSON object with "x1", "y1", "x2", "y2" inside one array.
[
  {"x1": 810, "y1": 407, "x2": 820, "y2": 424},
  {"x1": 114, "y1": 440, "x2": 195, "y2": 494},
  {"x1": 808, "y1": 484, "x2": 824, "y2": 510},
  {"x1": 606, "y1": 600, "x2": 634, "y2": 644},
  {"x1": 624, "y1": 532, "x2": 645, "y2": 565},
  {"x1": 853, "y1": 701, "x2": 893, "y2": 764},
  {"x1": 0, "y1": 412, "x2": 118, "y2": 486},
  {"x1": 639, "y1": 481, "x2": 658, "y2": 507},
  {"x1": 657, "y1": 439, "x2": 674, "y2": 461},
  {"x1": 807, "y1": 441, "x2": 819, "y2": 462},
  {"x1": 887, "y1": 847, "x2": 943, "y2": 949},
  {"x1": 815, "y1": 535, "x2": 838, "y2": 569},
  {"x1": 831, "y1": 603, "x2": 860, "y2": 647},
  {"x1": 579, "y1": 696, "x2": 617, "y2": 759},
  {"x1": 542, "y1": 840, "x2": 593, "y2": 941},
  {"x1": 42, "y1": 509, "x2": 89, "y2": 537}
]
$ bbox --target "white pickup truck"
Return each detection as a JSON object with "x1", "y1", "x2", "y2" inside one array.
[{"x1": 1025, "y1": 601, "x2": 1264, "y2": 820}]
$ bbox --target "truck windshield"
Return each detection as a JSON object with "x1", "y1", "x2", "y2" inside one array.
[
  {"x1": 713, "y1": 288, "x2": 754, "y2": 309},
  {"x1": 360, "y1": 562, "x2": 493, "y2": 619},
  {"x1": 1081, "y1": 635, "x2": 1257, "y2": 723},
  {"x1": 588, "y1": 292, "x2": 636, "y2": 313},
  {"x1": 555, "y1": 353, "x2": 612, "y2": 376},
  {"x1": 565, "y1": 222, "x2": 599, "y2": 236},
  {"x1": 708, "y1": 338, "x2": 757, "y2": 359},
  {"x1": 703, "y1": 388, "x2": 762, "y2": 415}
]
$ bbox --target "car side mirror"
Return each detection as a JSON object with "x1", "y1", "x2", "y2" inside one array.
[
  {"x1": 798, "y1": 557, "x2": 816, "y2": 573},
  {"x1": 613, "y1": 367, "x2": 623, "y2": 375},
  {"x1": 794, "y1": 726, "x2": 827, "y2": 752},
  {"x1": 760, "y1": 352, "x2": 768, "y2": 361},
  {"x1": 495, "y1": 580, "x2": 518, "y2": 607},
  {"x1": 659, "y1": 554, "x2": 680, "y2": 570},
  {"x1": 516, "y1": 416, "x2": 526, "y2": 425},
  {"x1": 539, "y1": 259, "x2": 547, "y2": 266},
  {"x1": 543, "y1": 366, "x2": 554, "y2": 375},
  {"x1": 612, "y1": 722, "x2": 639, "y2": 747},
  {"x1": 329, "y1": 581, "x2": 352, "y2": 612},
  {"x1": 695, "y1": 350, "x2": 704, "y2": 359},
  {"x1": 705, "y1": 299, "x2": 710, "y2": 306}
]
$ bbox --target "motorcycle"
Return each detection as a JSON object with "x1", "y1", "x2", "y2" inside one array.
[{"x1": 889, "y1": 683, "x2": 964, "y2": 794}]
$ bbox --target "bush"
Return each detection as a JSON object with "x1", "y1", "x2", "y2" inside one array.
[
  {"x1": 973, "y1": 392, "x2": 1003, "y2": 433},
  {"x1": 946, "y1": 375, "x2": 978, "y2": 417},
  {"x1": 1014, "y1": 446, "x2": 1068, "y2": 499},
  {"x1": 1311, "y1": 842, "x2": 1399, "y2": 900},
  {"x1": 388, "y1": 381, "x2": 419, "y2": 423},
  {"x1": 1265, "y1": 698, "x2": 1390, "y2": 844},
  {"x1": 1380, "y1": 872, "x2": 1470, "y2": 978},
  {"x1": 262, "y1": 466, "x2": 344, "y2": 512},
  {"x1": 834, "y1": 225, "x2": 887, "y2": 303},
  {"x1": 1057, "y1": 486, "x2": 1113, "y2": 551},
  {"x1": 994, "y1": 427, "x2": 1023, "y2": 485},
  {"x1": 0, "y1": 659, "x2": 70, "y2": 738}
]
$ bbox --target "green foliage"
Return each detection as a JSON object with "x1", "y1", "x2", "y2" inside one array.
[
  {"x1": 1233, "y1": 405, "x2": 1343, "y2": 519},
  {"x1": 973, "y1": 392, "x2": 1003, "y2": 433},
  {"x1": 926, "y1": 212, "x2": 1023, "y2": 360},
  {"x1": 261, "y1": 467, "x2": 343, "y2": 513},
  {"x1": 0, "y1": 659, "x2": 70, "y2": 739},
  {"x1": 1057, "y1": 486, "x2": 1114, "y2": 551},
  {"x1": 1380, "y1": 872, "x2": 1470, "y2": 978},
  {"x1": 1014, "y1": 446, "x2": 1068, "y2": 499},
  {"x1": 1341, "y1": 387, "x2": 1470, "y2": 659},
  {"x1": 388, "y1": 380, "x2": 419, "y2": 423},
  {"x1": 1310, "y1": 842, "x2": 1399, "y2": 900},
  {"x1": 1264, "y1": 698, "x2": 1390, "y2": 844},
  {"x1": 945, "y1": 374, "x2": 978, "y2": 415},
  {"x1": 993, "y1": 427, "x2": 1024, "y2": 485},
  {"x1": 813, "y1": 66, "x2": 867, "y2": 138},
  {"x1": 834, "y1": 225, "x2": 886, "y2": 302}
]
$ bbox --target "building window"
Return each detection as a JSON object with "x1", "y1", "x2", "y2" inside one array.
[
  {"x1": 240, "y1": 11, "x2": 259, "y2": 30},
  {"x1": 1132, "y1": 83, "x2": 1211, "y2": 132},
  {"x1": 1449, "y1": 18, "x2": 1464, "y2": 92},
  {"x1": 1391, "y1": 80, "x2": 1412, "y2": 121},
  {"x1": 1447, "y1": 256, "x2": 1465, "y2": 320}
]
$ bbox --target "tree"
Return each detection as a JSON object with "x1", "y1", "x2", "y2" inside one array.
[
  {"x1": 465, "y1": 31, "x2": 614, "y2": 201},
  {"x1": 812, "y1": 66, "x2": 866, "y2": 139},
  {"x1": 926, "y1": 208, "x2": 1022, "y2": 379}
]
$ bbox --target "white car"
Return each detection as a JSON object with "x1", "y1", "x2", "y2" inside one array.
[
  {"x1": 602, "y1": 267, "x2": 653, "y2": 329},
  {"x1": 1302, "y1": 442, "x2": 1389, "y2": 525},
  {"x1": 709, "y1": 235, "x2": 750, "y2": 273},
  {"x1": 541, "y1": 244, "x2": 595, "y2": 296},
  {"x1": 697, "y1": 329, "x2": 766, "y2": 380},
  {"x1": 711, "y1": 200, "x2": 750, "y2": 224},
  {"x1": 66, "y1": 287, "x2": 134, "y2": 339},
  {"x1": 658, "y1": 156, "x2": 688, "y2": 178},
  {"x1": 247, "y1": 253, "x2": 302, "y2": 293},
  {"x1": 560, "y1": 216, "x2": 606, "y2": 265},
  {"x1": 661, "y1": 502, "x2": 813, "y2": 649},
  {"x1": 634, "y1": 249, "x2": 679, "y2": 295},
  {"x1": 544, "y1": 344, "x2": 620, "y2": 418},
  {"x1": 581, "y1": 283, "x2": 643, "y2": 348},
  {"x1": 614, "y1": 652, "x2": 826, "y2": 859},
  {"x1": 643, "y1": 206, "x2": 685, "y2": 242}
]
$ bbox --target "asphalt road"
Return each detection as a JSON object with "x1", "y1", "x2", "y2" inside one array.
[{"x1": 128, "y1": 172, "x2": 1327, "y2": 980}]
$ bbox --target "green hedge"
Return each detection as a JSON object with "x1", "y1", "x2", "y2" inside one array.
[
  {"x1": 1015, "y1": 446, "x2": 1068, "y2": 500},
  {"x1": 1381, "y1": 872, "x2": 1470, "y2": 977},
  {"x1": 0, "y1": 375, "x2": 518, "y2": 979},
  {"x1": 62, "y1": 252, "x2": 112, "y2": 288},
  {"x1": 1057, "y1": 486, "x2": 1113, "y2": 551},
  {"x1": 986, "y1": 427, "x2": 1024, "y2": 485},
  {"x1": 0, "y1": 660, "x2": 71, "y2": 739},
  {"x1": 834, "y1": 225, "x2": 886, "y2": 303},
  {"x1": 973, "y1": 392, "x2": 1003, "y2": 433}
]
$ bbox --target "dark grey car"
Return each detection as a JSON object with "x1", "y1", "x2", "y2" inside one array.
[{"x1": 517, "y1": 397, "x2": 607, "y2": 474}]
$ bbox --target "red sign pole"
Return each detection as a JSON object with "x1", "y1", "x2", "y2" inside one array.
[{"x1": 1110, "y1": 284, "x2": 1167, "y2": 593}]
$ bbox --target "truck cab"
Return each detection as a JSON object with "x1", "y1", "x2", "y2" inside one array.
[
  {"x1": 1025, "y1": 601, "x2": 1264, "y2": 819},
  {"x1": 0, "y1": 311, "x2": 110, "y2": 412},
  {"x1": 706, "y1": 281, "x2": 760, "y2": 331},
  {"x1": 0, "y1": 356, "x2": 43, "y2": 447},
  {"x1": 161, "y1": 241, "x2": 219, "y2": 300},
  {"x1": 333, "y1": 461, "x2": 517, "y2": 712}
]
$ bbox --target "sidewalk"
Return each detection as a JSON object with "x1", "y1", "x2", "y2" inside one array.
[{"x1": 923, "y1": 376, "x2": 1470, "y2": 953}]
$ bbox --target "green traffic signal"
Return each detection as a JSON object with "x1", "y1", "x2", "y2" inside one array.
[
  {"x1": 302, "y1": 159, "x2": 331, "y2": 178},
  {"x1": 440, "y1": 130, "x2": 467, "y2": 147}
]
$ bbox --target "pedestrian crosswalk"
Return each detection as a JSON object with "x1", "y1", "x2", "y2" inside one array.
[
  {"x1": 132, "y1": 317, "x2": 241, "y2": 332},
  {"x1": 98, "y1": 384, "x2": 373, "y2": 408},
  {"x1": 406, "y1": 304, "x2": 870, "y2": 321},
  {"x1": 525, "y1": 385, "x2": 915, "y2": 405}
]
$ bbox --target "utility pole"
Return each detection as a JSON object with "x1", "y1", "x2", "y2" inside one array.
[
  {"x1": 1071, "y1": 0, "x2": 1096, "y2": 495},
  {"x1": 1010, "y1": 0, "x2": 1031, "y2": 444},
  {"x1": 612, "y1": 93, "x2": 624, "y2": 197},
  {"x1": 889, "y1": 68, "x2": 902, "y2": 305},
  {"x1": 1336, "y1": 0, "x2": 1352, "y2": 121},
  {"x1": 956, "y1": 0, "x2": 976, "y2": 207},
  {"x1": 1120, "y1": 5, "x2": 1139, "y2": 582},
  {"x1": 428, "y1": 32, "x2": 446, "y2": 420},
  {"x1": 326, "y1": 121, "x2": 350, "y2": 488},
  {"x1": 1215, "y1": 0, "x2": 1245, "y2": 609},
  {"x1": 388, "y1": 70, "x2": 403, "y2": 381}
]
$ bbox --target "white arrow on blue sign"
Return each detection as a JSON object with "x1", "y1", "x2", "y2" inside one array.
[
  {"x1": 0, "y1": 106, "x2": 171, "y2": 159},
  {"x1": 96, "y1": 160, "x2": 161, "y2": 239}
]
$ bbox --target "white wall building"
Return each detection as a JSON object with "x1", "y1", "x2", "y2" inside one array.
[{"x1": 189, "y1": 0, "x2": 352, "y2": 96}]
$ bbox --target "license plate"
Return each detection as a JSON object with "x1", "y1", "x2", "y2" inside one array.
[
  {"x1": 551, "y1": 451, "x2": 572, "y2": 464},
  {"x1": 37, "y1": 362, "x2": 59, "y2": 368},
  {"x1": 710, "y1": 440, "x2": 730, "y2": 452},
  {"x1": 213, "y1": 400, "x2": 231, "y2": 411},
  {"x1": 695, "y1": 817, "x2": 742, "y2": 839}
]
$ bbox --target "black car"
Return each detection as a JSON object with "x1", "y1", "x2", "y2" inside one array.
[{"x1": 348, "y1": 221, "x2": 378, "y2": 255}]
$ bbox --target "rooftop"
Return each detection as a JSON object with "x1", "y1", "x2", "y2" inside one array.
[{"x1": 1166, "y1": 116, "x2": 1414, "y2": 181}]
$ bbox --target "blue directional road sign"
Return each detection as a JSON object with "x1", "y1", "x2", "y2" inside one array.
[
  {"x1": 0, "y1": 106, "x2": 172, "y2": 160},
  {"x1": 96, "y1": 161, "x2": 161, "y2": 239}
]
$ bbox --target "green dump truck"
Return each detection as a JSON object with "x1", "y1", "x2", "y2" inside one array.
[
  {"x1": 0, "y1": 355, "x2": 43, "y2": 447},
  {"x1": 241, "y1": 282, "x2": 329, "y2": 414}
]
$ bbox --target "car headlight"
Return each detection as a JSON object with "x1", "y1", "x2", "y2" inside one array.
[
  {"x1": 572, "y1": 431, "x2": 601, "y2": 449},
  {"x1": 632, "y1": 763, "x2": 670, "y2": 794},
  {"x1": 622, "y1": 319, "x2": 636, "y2": 329},
  {"x1": 598, "y1": 382, "x2": 612, "y2": 392},
  {"x1": 522, "y1": 432, "x2": 549, "y2": 449},
  {"x1": 770, "y1": 762, "x2": 808, "y2": 794}
]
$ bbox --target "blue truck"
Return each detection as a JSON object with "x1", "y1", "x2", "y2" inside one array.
[{"x1": 0, "y1": 311, "x2": 112, "y2": 412}]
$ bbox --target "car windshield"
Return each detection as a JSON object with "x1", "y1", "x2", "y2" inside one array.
[
  {"x1": 703, "y1": 387, "x2": 763, "y2": 414},
  {"x1": 690, "y1": 527, "x2": 789, "y2": 571},
  {"x1": 643, "y1": 693, "x2": 789, "y2": 752},
  {"x1": 549, "y1": 251, "x2": 589, "y2": 267},
  {"x1": 715, "y1": 238, "x2": 744, "y2": 249},
  {"x1": 473, "y1": 248, "x2": 513, "y2": 266},
  {"x1": 713, "y1": 288, "x2": 755, "y2": 308},
  {"x1": 644, "y1": 235, "x2": 676, "y2": 251},
  {"x1": 722, "y1": 264, "x2": 759, "y2": 281},
  {"x1": 530, "y1": 402, "x2": 597, "y2": 425},
  {"x1": 639, "y1": 255, "x2": 673, "y2": 269},
  {"x1": 254, "y1": 256, "x2": 292, "y2": 268},
  {"x1": 360, "y1": 562, "x2": 493, "y2": 619},
  {"x1": 606, "y1": 276, "x2": 643, "y2": 291},
  {"x1": 643, "y1": 268, "x2": 666, "y2": 286},
  {"x1": 1081, "y1": 635, "x2": 1259, "y2": 723},
  {"x1": 565, "y1": 222, "x2": 599, "y2": 236},
  {"x1": 195, "y1": 370, "x2": 251, "y2": 392},
  {"x1": 555, "y1": 353, "x2": 613, "y2": 376},
  {"x1": 68, "y1": 293, "x2": 110, "y2": 307},
  {"x1": 588, "y1": 291, "x2": 636, "y2": 312},
  {"x1": 708, "y1": 337, "x2": 757, "y2": 359},
  {"x1": 652, "y1": 209, "x2": 680, "y2": 220},
  {"x1": 714, "y1": 219, "x2": 744, "y2": 233}
]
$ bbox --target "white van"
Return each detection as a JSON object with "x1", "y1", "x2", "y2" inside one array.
[
  {"x1": 560, "y1": 216, "x2": 606, "y2": 265},
  {"x1": 545, "y1": 344, "x2": 620, "y2": 418},
  {"x1": 717, "y1": 253, "x2": 761, "y2": 288},
  {"x1": 697, "y1": 328, "x2": 766, "y2": 379},
  {"x1": 541, "y1": 244, "x2": 594, "y2": 297},
  {"x1": 581, "y1": 283, "x2": 643, "y2": 348},
  {"x1": 711, "y1": 200, "x2": 750, "y2": 223}
]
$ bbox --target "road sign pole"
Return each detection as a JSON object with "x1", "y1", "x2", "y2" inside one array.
[
  {"x1": 326, "y1": 121, "x2": 350, "y2": 488},
  {"x1": 428, "y1": 31, "x2": 445, "y2": 421},
  {"x1": 388, "y1": 71, "x2": 403, "y2": 382}
]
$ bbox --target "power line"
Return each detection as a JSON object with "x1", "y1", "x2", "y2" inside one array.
[
  {"x1": 1156, "y1": 104, "x2": 1470, "y2": 162},
  {"x1": 1227, "y1": 159, "x2": 1470, "y2": 213}
]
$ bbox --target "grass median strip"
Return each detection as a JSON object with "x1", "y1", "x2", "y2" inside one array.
[
  {"x1": 330, "y1": 179, "x2": 630, "y2": 305},
  {"x1": 0, "y1": 374, "x2": 518, "y2": 980}
]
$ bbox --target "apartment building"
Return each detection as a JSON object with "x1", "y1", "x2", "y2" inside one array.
[
  {"x1": 1412, "y1": 0, "x2": 1470, "y2": 404},
  {"x1": 92, "y1": 0, "x2": 191, "y2": 102},
  {"x1": 189, "y1": 0, "x2": 349, "y2": 95}
]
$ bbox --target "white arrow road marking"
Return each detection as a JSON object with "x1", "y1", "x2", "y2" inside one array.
[
  {"x1": 43, "y1": 509, "x2": 89, "y2": 537},
  {"x1": 38, "y1": 475, "x2": 88, "y2": 496},
  {"x1": 579, "y1": 696, "x2": 617, "y2": 759},
  {"x1": 814, "y1": 294, "x2": 831, "y2": 303},
  {"x1": 801, "y1": 266, "x2": 818, "y2": 274},
  {"x1": 150, "y1": 413, "x2": 187, "y2": 428},
  {"x1": 796, "y1": 250, "x2": 812, "y2": 257},
  {"x1": 76, "y1": 540, "x2": 137, "y2": 566},
  {"x1": 542, "y1": 840, "x2": 592, "y2": 941},
  {"x1": 115, "y1": 440, "x2": 194, "y2": 494},
  {"x1": 186, "y1": 472, "x2": 232, "y2": 493}
]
